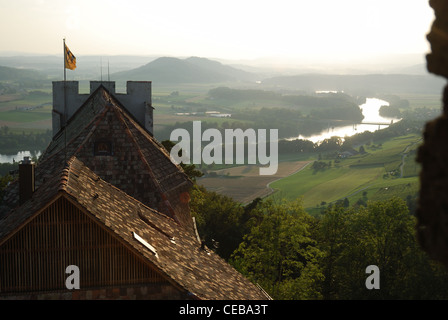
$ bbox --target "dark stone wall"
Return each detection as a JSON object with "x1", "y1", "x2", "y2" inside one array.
[{"x1": 416, "y1": 0, "x2": 448, "y2": 266}]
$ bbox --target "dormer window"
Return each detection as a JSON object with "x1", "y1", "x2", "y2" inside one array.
[{"x1": 94, "y1": 141, "x2": 113, "y2": 156}]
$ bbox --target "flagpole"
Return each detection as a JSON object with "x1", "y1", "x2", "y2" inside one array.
[
  {"x1": 63, "y1": 38, "x2": 67, "y2": 164},
  {"x1": 63, "y1": 38, "x2": 66, "y2": 82}
]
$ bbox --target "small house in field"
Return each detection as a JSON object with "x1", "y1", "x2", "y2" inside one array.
[{"x1": 0, "y1": 81, "x2": 269, "y2": 300}]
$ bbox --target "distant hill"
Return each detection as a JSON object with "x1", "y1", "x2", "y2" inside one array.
[
  {"x1": 392, "y1": 63, "x2": 427, "y2": 75},
  {"x1": 261, "y1": 73, "x2": 446, "y2": 95},
  {"x1": 0, "y1": 54, "x2": 444, "y2": 95},
  {"x1": 0, "y1": 55, "x2": 159, "y2": 80},
  {"x1": 0, "y1": 65, "x2": 43, "y2": 81},
  {"x1": 112, "y1": 56, "x2": 258, "y2": 84}
]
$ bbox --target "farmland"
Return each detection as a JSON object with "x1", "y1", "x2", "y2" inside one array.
[
  {"x1": 269, "y1": 133, "x2": 422, "y2": 212},
  {"x1": 197, "y1": 160, "x2": 311, "y2": 204},
  {"x1": 197, "y1": 131, "x2": 423, "y2": 215},
  {"x1": 0, "y1": 91, "x2": 52, "y2": 132},
  {"x1": 0, "y1": 82, "x2": 430, "y2": 215},
  {"x1": 0, "y1": 58, "x2": 441, "y2": 215}
]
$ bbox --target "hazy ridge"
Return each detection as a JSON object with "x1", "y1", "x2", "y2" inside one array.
[
  {"x1": 0, "y1": 53, "x2": 444, "y2": 95},
  {"x1": 112, "y1": 56, "x2": 258, "y2": 84}
]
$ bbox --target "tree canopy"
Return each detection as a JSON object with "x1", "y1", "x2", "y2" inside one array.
[{"x1": 188, "y1": 184, "x2": 448, "y2": 299}]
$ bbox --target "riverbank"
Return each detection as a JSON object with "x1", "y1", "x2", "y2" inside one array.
[
  {"x1": 0, "y1": 150, "x2": 41, "y2": 163},
  {"x1": 291, "y1": 97, "x2": 401, "y2": 143}
]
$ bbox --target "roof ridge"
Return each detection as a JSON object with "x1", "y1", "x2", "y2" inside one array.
[
  {"x1": 110, "y1": 106, "x2": 181, "y2": 223},
  {"x1": 58, "y1": 156, "x2": 77, "y2": 192},
  {"x1": 109, "y1": 102, "x2": 193, "y2": 193},
  {"x1": 112, "y1": 102, "x2": 187, "y2": 174},
  {"x1": 62, "y1": 156, "x2": 177, "y2": 224},
  {"x1": 101, "y1": 93, "x2": 183, "y2": 167},
  {"x1": 72, "y1": 104, "x2": 110, "y2": 156},
  {"x1": 39, "y1": 91, "x2": 111, "y2": 166}
]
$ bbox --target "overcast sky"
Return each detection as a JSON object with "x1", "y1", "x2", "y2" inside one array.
[{"x1": 0, "y1": 0, "x2": 435, "y2": 63}]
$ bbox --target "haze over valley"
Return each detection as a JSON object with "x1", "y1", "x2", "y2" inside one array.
[
  {"x1": 0, "y1": 53, "x2": 444, "y2": 93},
  {"x1": 4, "y1": 1, "x2": 448, "y2": 301}
]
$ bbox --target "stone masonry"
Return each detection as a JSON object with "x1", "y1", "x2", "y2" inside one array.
[{"x1": 416, "y1": 0, "x2": 448, "y2": 267}]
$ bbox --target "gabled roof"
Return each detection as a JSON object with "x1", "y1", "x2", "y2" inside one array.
[
  {"x1": 1, "y1": 85, "x2": 194, "y2": 231},
  {"x1": 0, "y1": 157, "x2": 268, "y2": 300}
]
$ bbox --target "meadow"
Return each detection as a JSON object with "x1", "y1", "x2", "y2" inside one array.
[
  {"x1": 269, "y1": 134, "x2": 422, "y2": 211},
  {"x1": 197, "y1": 160, "x2": 310, "y2": 204},
  {"x1": 0, "y1": 91, "x2": 52, "y2": 132}
]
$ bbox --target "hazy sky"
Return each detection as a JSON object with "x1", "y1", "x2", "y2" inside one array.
[{"x1": 0, "y1": 0, "x2": 435, "y2": 62}]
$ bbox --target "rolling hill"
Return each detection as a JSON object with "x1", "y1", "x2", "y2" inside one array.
[
  {"x1": 0, "y1": 65, "x2": 43, "y2": 81},
  {"x1": 112, "y1": 56, "x2": 258, "y2": 84}
]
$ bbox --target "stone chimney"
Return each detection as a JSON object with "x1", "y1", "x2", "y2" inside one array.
[{"x1": 19, "y1": 156, "x2": 35, "y2": 205}]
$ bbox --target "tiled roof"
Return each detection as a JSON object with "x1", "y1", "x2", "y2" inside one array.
[
  {"x1": 0, "y1": 158, "x2": 66, "y2": 241},
  {"x1": 1, "y1": 85, "x2": 194, "y2": 232},
  {"x1": 0, "y1": 157, "x2": 268, "y2": 300}
]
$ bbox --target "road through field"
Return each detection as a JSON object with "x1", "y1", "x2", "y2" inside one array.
[{"x1": 197, "y1": 160, "x2": 311, "y2": 204}]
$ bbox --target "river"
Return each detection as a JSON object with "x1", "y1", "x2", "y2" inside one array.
[
  {"x1": 0, "y1": 98, "x2": 398, "y2": 163},
  {"x1": 293, "y1": 98, "x2": 401, "y2": 143},
  {"x1": 0, "y1": 151, "x2": 42, "y2": 164}
]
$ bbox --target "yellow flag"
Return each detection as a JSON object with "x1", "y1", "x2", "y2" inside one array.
[{"x1": 64, "y1": 43, "x2": 76, "y2": 70}]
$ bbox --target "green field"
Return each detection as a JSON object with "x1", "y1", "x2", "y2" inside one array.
[
  {"x1": 0, "y1": 92, "x2": 52, "y2": 132},
  {"x1": 269, "y1": 134, "x2": 422, "y2": 210},
  {"x1": 0, "y1": 107, "x2": 51, "y2": 122},
  {"x1": 399, "y1": 93, "x2": 442, "y2": 109},
  {"x1": 0, "y1": 93, "x2": 51, "y2": 111}
]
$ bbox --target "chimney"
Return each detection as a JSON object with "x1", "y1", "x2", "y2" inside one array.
[{"x1": 19, "y1": 156, "x2": 35, "y2": 205}]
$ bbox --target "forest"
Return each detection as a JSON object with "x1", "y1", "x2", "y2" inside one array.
[
  {"x1": 208, "y1": 87, "x2": 365, "y2": 123},
  {"x1": 181, "y1": 106, "x2": 442, "y2": 300},
  {"x1": 190, "y1": 184, "x2": 448, "y2": 300},
  {"x1": 0, "y1": 126, "x2": 51, "y2": 155}
]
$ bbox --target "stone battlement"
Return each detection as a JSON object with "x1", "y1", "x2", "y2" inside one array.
[{"x1": 52, "y1": 81, "x2": 153, "y2": 136}]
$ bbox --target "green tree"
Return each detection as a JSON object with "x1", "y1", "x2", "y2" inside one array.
[
  {"x1": 189, "y1": 184, "x2": 246, "y2": 259},
  {"x1": 352, "y1": 198, "x2": 414, "y2": 299},
  {"x1": 319, "y1": 197, "x2": 448, "y2": 299},
  {"x1": 318, "y1": 203, "x2": 350, "y2": 299},
  {"x1": 230, "y1": 199, "x2": 324, "y2": 299}
]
